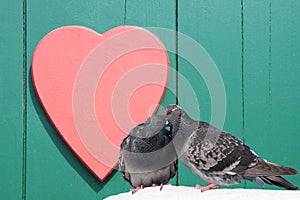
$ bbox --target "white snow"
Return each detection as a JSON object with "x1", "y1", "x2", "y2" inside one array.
[{"x1": 104, "y1": 185, "x2": 300, "y2": 200}]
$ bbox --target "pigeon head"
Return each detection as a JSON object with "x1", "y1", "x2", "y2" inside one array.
[
  {"x1": 161, "y1": 104, "x2": 182, "y2": 117},
  {"x1": 161, "y1": 104, "x2": 182, "y2": 137},
  {"x1": 145, "y1": 115, "x2": 164, "y2": 130},
  {"x1": 138, "y1": 115, "x2": 170, "y2": 138}
]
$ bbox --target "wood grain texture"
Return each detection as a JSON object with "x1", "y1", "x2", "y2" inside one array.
[
  {"x1": 126, "y1": 0, "x2": 177, "y2": 110},
  {"x1": 244, "y1": 0, "x2": 300, "y2": 189},
  {"x1": 0, "y1": 1, "x2": 23, "y2": 199},
  {"x1": 26, "y1": 1, "x2": 128, "y2": 199},
  {"x1": 177, "y1": 0, "x2": 243, "y2": 188},
  {"x1": 268, "y1": 0, "x2": 300, "y2": 187},
  {"x1": 243, "y1": 0, "x2": 273, "y2": 189},
  {"x1": 1, "y1": 1, "x2": 300, "y2": 199},
  {"x1": 125, "y1": 0, "x2": 177, "y2": 185}
]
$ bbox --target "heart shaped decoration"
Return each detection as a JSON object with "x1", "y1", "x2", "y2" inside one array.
[{"x1": 31, "y1": 26, "x2": 169, "y2": 181}]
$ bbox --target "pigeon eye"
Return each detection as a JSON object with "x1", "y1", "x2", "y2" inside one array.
[
  {"x1": 157, "y1": 121, "x2": 163, "y2": 126},
  {"x1": 167, "y1": 110, "x2": 172, "y2": 115}
]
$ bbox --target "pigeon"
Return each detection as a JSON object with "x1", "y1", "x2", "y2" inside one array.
[
  {"x1": 162, "y1": 104, "x2": 298, "y2": 191},
  {"x1": 119, "y1": 114, "x2": 178, "y2": 193}
]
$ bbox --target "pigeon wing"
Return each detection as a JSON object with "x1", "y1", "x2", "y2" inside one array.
[
  {"x1": 118, "y1": 135, "x2": 131, "y2": 183},
  {"x1": 187, "y1": 123, "x2": 258, "y2": 175}
]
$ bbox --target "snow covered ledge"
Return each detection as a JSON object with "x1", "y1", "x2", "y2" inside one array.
[{"x1": 104, "y1": 185, "x2": 300, "y2": 200}]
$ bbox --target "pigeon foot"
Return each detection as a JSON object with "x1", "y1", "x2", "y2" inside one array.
[
  {"x1": 159, "y1": 183, "x2": 164, "y2": 191},
  {"x1": 131, "y1": 185, "x2": 143, "y2": 194},
  {"x1": 195, "y1": 183, "x2": 219, "y2": 192},
  {"x1": 151, "y1": 183, "x2": 165, "y2": 191}
]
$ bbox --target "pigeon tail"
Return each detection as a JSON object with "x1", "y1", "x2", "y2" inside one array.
[
  {"x1": 260, "y1": 176, "x2": 298, "y2": 190},
  {"x1": 243, "y1": 158, "x2": 298, "y2": 177}
]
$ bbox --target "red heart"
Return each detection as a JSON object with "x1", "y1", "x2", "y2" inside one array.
[{"x1": 31, "y1": 26, "x2": 169, "y2": 181}]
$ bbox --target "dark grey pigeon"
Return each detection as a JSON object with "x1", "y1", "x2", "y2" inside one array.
[
  {"x1": 119, "y1": 114, "x2": 178, "y2": 193},
  {"x1": 162, "y1": 104, "x2": 298, "y2": 191}
]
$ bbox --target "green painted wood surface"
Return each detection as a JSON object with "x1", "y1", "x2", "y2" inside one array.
[
  {"x1": 177, "y1": 0, "x2": 243, "y2": 188},
  {"x1": 243, "y1": 0, "x2": 273, "y2": 189},
  {"x1": 126, "y1": 0, "x2": 177, "y2": 185},
  {"x1": 244, "y1": 0, "x2": 300, "y2": 189},
  {"x1": 0, "y1": 1, "x2": 24, "y2": 199},
  {"x1": 1, "y1": 0, "x2": 300, "y2": 199},
  {"x1": 26, "y1": 1, "x2": 127, "y2": 199}
]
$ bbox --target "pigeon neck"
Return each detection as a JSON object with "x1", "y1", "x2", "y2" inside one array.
[
  {"x1": 177, "y1": 111, "x2": 198, "y2": 136},
  {"x1": 180, "y1": 111, "x2": 194, "y2": 125}
]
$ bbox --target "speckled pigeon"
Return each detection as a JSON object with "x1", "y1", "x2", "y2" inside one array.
[
  {"x1": 119, "y1": 114, "x2": 178, "y2": 193},
  {"x1": 162, "y1": 104, "x2": 298, "y2": 191}
]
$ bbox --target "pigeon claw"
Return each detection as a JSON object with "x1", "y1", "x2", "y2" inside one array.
[
  {"x1": 151, "y1": 183, "x2": 164, "y2": 191},
  {"x1": 195, "y1": 183, "x2": 219, "y2": 192},
  {"x1": 131, "y1": 185, "x2": 143, "y2": 194},
  {"x1": 159, "y1": 183, "x2": 164, "y2": 191}
]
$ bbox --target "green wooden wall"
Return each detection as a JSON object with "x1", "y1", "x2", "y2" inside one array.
[{"x1": 1, "y1": 0, "x2": 299, "y2": 199}]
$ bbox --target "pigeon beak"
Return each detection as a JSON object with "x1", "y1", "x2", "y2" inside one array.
[{"x1": 171, "y1": 106, "x2": 180, "y2": 112}]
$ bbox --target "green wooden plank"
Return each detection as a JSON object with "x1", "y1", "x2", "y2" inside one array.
[
  {"x1": 125, "y1": 0, "x2": 177, "y2": 185},
  {"x1": 243, "y1": 0, "x2": 300, "y2": 189},
  {"x1": 125, "y1": 0, "x2": 177, "y2": 109},
  {"x1": 178, "y1": 0, "x2": 243, "y2": 188},
  {"x1": 26, "y1": 1, "x2": 128, "y2": 199},
  {"x1": 0, "y1": 1, "x2": 23, "y2": 199},
  {"x1": 243, "y1": 0, "x2": 274, "y2": 189},
  {"x1": 269, "y1": 0, "x2": 300, "y2": 188}
]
